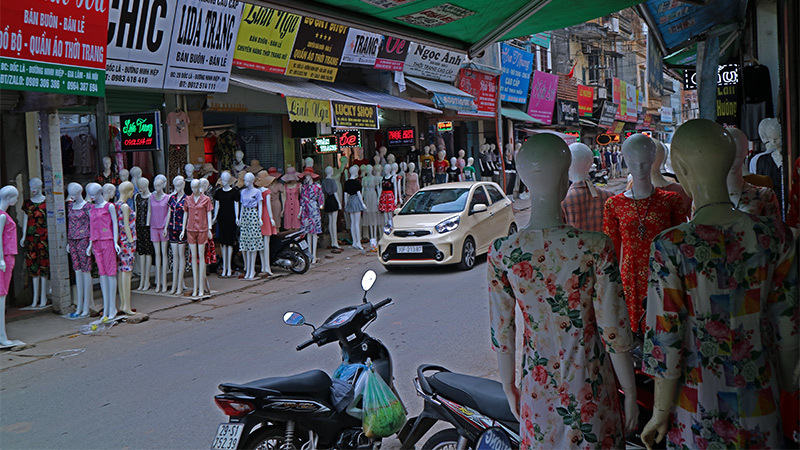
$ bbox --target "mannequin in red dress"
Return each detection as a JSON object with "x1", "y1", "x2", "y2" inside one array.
[{"x1": 603, "y1": 134, "x2": 688, "y2": 332}]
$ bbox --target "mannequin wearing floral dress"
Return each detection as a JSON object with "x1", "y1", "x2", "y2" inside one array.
[
  {"x1": 726, "y1": 127, "x2": 782, "y2": 220},
  {"x1": 299, "y1": 170, "x2": 323, "y2": 263}
]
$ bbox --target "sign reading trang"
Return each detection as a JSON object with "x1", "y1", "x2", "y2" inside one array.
[
  {"x1": 285, "y1": 97, "x2": 331, "y2": 124},
  {"x1": 286, "y1": 16, "x2": 349, "y2": 82},
  {"x1": 119, "y1": 111, "x2": 162, "y2": 152},
  {"x1": 331, "y1": 101, "x2": 378, "y2": 129}
]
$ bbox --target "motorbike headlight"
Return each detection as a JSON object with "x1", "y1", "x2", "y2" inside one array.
[
  {"x1": 435, "y1": 215, "x2": 460, "y2": 234},
  {"x1": 383, "y1": 224, "x2": 393, "y2": 235}
]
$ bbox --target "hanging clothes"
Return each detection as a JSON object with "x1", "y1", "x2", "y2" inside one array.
[
  {"x1": 22, "y1": 199, "x2": 49, "y2": 278},
  {"x1": 215, "y1": 131, "x2": 241, "y2": 172},
  {"x1": 73, "y1": 134, "x2": 97, "y2": 175},
  {"x1": 168, "y1": 145, "x2": 188, "y2": 181},
  {"x1": 110, "y1": 125, "x2": 125, "y2": 171}
]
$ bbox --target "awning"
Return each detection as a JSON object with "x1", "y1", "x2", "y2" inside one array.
[
  {"x1": 579, "y1": 118, "x2": 598, "y2": 128},
  {"x1": 252, "y1": 0, "x2": 644, "y2": 55},
  {"x1": 518, "y1": 128, "x2": 578, "y2": 145},
  {"x1": 501, "y1": 106, "x2": 543, "y2": 124},
  {"x1": 322, "y1": 83, "x2": 442, "y2": 114},
  {"x1": 230, "y1": 74, "x2": 363, "y2": 103},
  {"x1": 405, "y1": 76, "x2": 474, "y2": 111}
]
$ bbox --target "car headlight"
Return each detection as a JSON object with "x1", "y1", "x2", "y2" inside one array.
[
  {"x1": 435, "y1": 215, "x2": 460, "y2": 234},
  {"x1": 383, "y1": 224, "x2": 393, "y2": 235}
]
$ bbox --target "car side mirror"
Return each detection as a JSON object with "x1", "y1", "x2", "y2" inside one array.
[
  {"x1": 471, "y1": 203, "x2": 488, "y2": 213},
  {"x1": 394, "y1": 207, "x2": 402, "y2": 215}
]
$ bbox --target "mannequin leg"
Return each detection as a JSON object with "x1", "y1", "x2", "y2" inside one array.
[
  {"x1": 73, "y1": 270, "x2": 85, "y2": 317},
  {"x1": 118, "y1": 272, "x2": 133, "y2": 314},
  {"x1": 30, "y1": 276, "x2": 40, "y2": 307},
  {"x1": 38, "y1": 277, "x2": 47, "y2": 307},
  {"x1": 306, "y1": 234, "x2": 314, "y2": 262},
  {"x1": 159, "y1": 241, "x2": 169, "y2": 292},
  {"x1": 141, "y1": 255, "x2": 151, "y2": 290},
  {"x1": 328, "y1": 212, "x2": 339, "y2": 248},
  {"x1": 246, "y1": 251, "x2": 257, "y2": 279},
  {"x1": 225, "y1": 245, "x2": 233, "y2": 277},
  {"x1": 106, "y1": 275, "x2": 117, "y2": 320},
  {"x1": 169, "y1": 243, "x2": 179, "y2": 294},
  {"x1": 80, "y1": 272, "x2": 92, "y2": 317},
  {"x1": 1, "y1": 296, "x2": 24, "y2": 346},
  {"x1": 198, "y1": 243, "x2": 206, "y2": 296},
  {"x1": 243, "y1": 251, "x2": 251, "y2": 279},
  {"x1": 176, "y1": 243, "x2": 186, "y2": 293},
  {"x1": 189, "y1": 244, "x2": 199, "y2": 297},
  {"x1": 153, "y1": 243, "x2": 162, "y2": 292},
  {"x1": 261, "y1": 237, "x2": 273, "y2": 275},
  {"x1": 350, "y1": 213, "x2": 363, "y2": 249},
  {"x1": 310, "y1": 234, "x2": 318, "y2": 263}
]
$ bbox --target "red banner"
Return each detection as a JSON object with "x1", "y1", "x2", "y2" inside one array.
[
  {"x1": 577, "y1": 85, "x2": 594, "y2": 117},
  {"x1": 612, "y1": 78, "x2": 623, "y2": 121},
  {"x1": 457, "y1": 69, "x2": 497, "y2": 117}
]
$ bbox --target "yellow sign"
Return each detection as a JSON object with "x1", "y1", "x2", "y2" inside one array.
[
  {"x1": 437, "y1": 121, "x2": 453, "y2": 132},
  {"x1": 286, "y1": 97, "x2": 331, "y2": 124},
  {"x1": 619, "y1": 80, "x2": 628, "y2": 119},
  {"x1": 233, "y1": 5, "x2": 301, "y2": 74}
]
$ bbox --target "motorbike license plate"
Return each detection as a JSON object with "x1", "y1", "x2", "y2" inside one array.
[
  {"x1": 299, "y1": 240, "x2": 309, "y2": 250},
  {"x1": 397, "y1": 245, "x2": 422, "y2": 254},
  {"x1": 211, "y1": 423, "x2": 244, "y2": 450}
]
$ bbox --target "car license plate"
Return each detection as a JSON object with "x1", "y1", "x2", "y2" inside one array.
[
  {"x1": 298, "y1": 240, "x2": 308, "y2": 250},
  {"x1": 397, "y1": 245, "x2": 422, "y2": 254},
  {"x1": 211, "y1": 423, "x2": 244, "y2": 450}
]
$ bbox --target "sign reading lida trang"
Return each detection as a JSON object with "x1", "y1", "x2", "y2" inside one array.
[{"x1": 119, "y1": 111, "x2": 162, "y2": 151}]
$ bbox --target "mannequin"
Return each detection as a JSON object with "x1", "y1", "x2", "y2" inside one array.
[
  {"x1": 130, "y1": 167, "x2": 143, "y2": 193},
  {"x1": 749, "y1": 118, "x2": 783, "y2": 190},
  {"x1": 321, "y1": 166, "x2": 341, "y2": 249},
  {"x1": 66, "y1": 183, "x2": 92, "y2": 318},
  {"x1": 434, "y1": 150, "x2": 448, "y2": 184},
  {"x1": 213, "y1": 171, "x2": 240, "y2": 278},
  {"x1": 378, "y1": 146, "x2": 388, "y2": 166},
  {"x1": 255, "y1": 171, "x2": 277, "y2": 276},
  {"x1": 281, "y1": 167, "x2": 301, "y2": 230},
  {"x1": 489, "y1": 134, "x2": 636, "y2": 448},
  {"x1": 86, "y1": 183, "x2": 120, "y2": 322},
  {"x1": 0, "y1": 186, "x2": 24, "y2": 347},
  {"x1": 102, "y1": 183, "x2": 116, "y2": 202},
  {"x1": 332, "y1": 156, "x2": 348, "y2": 223},
  {"x1": 232, "y1": 151, "x2": 246, "y2": 176},
  {"x1": 641, "y1": 119, "x2": 798, "y2": 450},
  {"x1": 134, "y1": 178, "x2": 154, "y2": 291},
  {"x1": 239, "y1": 172, "x2": 264, "y2": 280},
  {"x1": 148, "y1": 175, "x2": 170, "y2": 292},
  {"x1": 456, "y1": 149, "x2": 466, "y2": 175},
  {"x1": 397, "y1": 162, "x2": 407, "y2": 201},
  {"x1": 726, "y1": 127, "x2": 781, "y2": 220},
  {"x1": 266, "y1": 167, "x2": 284, "y2": 231},
  {"x1": 650, "y1": 140, "x2": 691, "y2": 216},
  {"x1": 478, "y1": 144, "x2": 491, "y2": 181},
  {"x1": 363, "y1": 165, "x2": 381, "y2": 248},
  {"x1": 420, "y1": 146, "x2": 434, "y2": 187},
  {"x1": 19, "y1": 178, "x2": 48, "y2": 308},
  {"x1": 116, "y1": 181, "x2": 137, "y2": 315},
  {"x1": 446, "y1": 157, "x2": 461, "y2": 183},
  {"x1": 463, "y1": 157, "x2": 476, "y2": 182},
  {"x1": 405, "y1": 162, "x2": 420, "y2": 199},
  {"x1": 378, "y1": 164, "x2": 397, "y2": 227},
  {"x1": 183, "y1": 163, "x2": 196, "y2": 196},
  {"x1": 164, "y1": 176, "x2": 188, "y2": 294},
  {"x1": 503, "y1": 148, "x2": 516, "y2": 195},
  {"x1": 386, "y1": 153, "x2": 396, "y2": 166},
  {"x1": 373, "y1": 153, "x2": 382, "y2": 168},
  {"x1": 561, "y1": 143, "x2": 613, "y2": 233},
  {"x1": 390, "y1": 162, "x2": 402, "y2": 204},
  {"x1": 198, "y1": 178, "x2": 217, "y2": 289},
  {"x1": 344, "y1": 166, "x2": 366, "y2": 250},
  {"x1": 181, "y1": 179, "x2": 213, "y2": 297},
  {"x1": 603, "y1": 134, "x2": 687, "y2": 332},
  {"x1": 298, "y1": 169, "x2": 323, "y2": 263},
  {"x1": 407, "y1": 146, "x2": 420, "y2": 172},
  {"x1": 96, "y1": 156, "x2": 121, "y2": 185}
]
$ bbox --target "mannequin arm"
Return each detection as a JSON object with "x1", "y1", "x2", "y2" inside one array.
[
  {"x1": 0, "y1": 214, "x2": 6, "y2": 271},
  {"x1": 163, "y1": 208, "x2": 171, "y2": 238},
  {"x1": 641, "y1": 378, "x2": 678, "y2": 450},
  {"x1": 180, "y1": 209, "x2": 188, "y2": 240},
  {"x1": 206, "y1": 210, "x2": 213, "y2": 238},
  {"x1": 265, "y1": 194, "x2": 275, "y2": 224},
  {"x1": 234, "y1": 201, "x2": 240, "y2": 225},
  {"x1": 146, "y1": 199, "x2": 152, "y2": 226},
  {"x1": 109, "y1": 203, "x2": 121, "y2": 253},
  {"x1": 19, "y1": 210, "x2": 26, "y2": 247},
  {"x1": 213, "y1": 200, "x2": 220, "y2": 224},
  {"x1": 609, "y1": 352, "x2": 637, "y2": 433},
  {"x1": 257, "y1": 199, "x2": 263, "y2": 226},
  {"x1": 357, "y1": 192, "x2": 366, "y2": 209},
  {"x1": 344, "y1": 193, "x2": 350, "y2": 210},
  {"x1": 122, "y1": 204, "x2": 133, "y2": 243}
]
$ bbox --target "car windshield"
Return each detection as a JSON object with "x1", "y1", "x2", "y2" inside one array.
[{"x1": 400, "y1": 188, "x2": 470, "y2": 214}]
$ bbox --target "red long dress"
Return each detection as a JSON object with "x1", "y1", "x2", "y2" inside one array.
[{"x1": 603, "y1": 189, "x2": 687, "y2": 332}]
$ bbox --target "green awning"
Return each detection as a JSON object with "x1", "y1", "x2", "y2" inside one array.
[
  {"x1": 253, "y1": 0, "x2": 644, "y2": 55},
  {"x1": 501, "y1": 106, "x2": 543, "y2": 124}
]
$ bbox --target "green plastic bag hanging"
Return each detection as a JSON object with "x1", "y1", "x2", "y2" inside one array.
[{"x1": 361, "y1": 365, "x2": 406, "y2": 438}]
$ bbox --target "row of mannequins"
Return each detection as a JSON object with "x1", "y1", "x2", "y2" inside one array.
[{"x1": 491, "y1": 121, "x2": 797, "y2": 449}]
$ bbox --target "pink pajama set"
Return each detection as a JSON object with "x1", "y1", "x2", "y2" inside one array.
[
  {"x1": 149, "y1": 194, "x2": 170, "y2": 242},
  {"x1": 0, "y1": 209, "x2": 17, "y2": 296},
  {"x1": 90, "y1": 204, "x2": 117, "y2": 277}
]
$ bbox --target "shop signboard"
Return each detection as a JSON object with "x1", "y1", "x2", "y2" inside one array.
[
  {"x1": 564, "y1": 130, "x2": 581, "y2": 140},
  {"x1": 335, "y1": 129, "x2": 362, "y2": 148},
  {"x1": 577, "y1": 85, "x2": 594, "y2": 117},
  {"x1": 162, "y1": 0, "x2": 243, "y2": 92},
  {"x1": 373, "y1": 36, "x2": 408, "y2": 71},
  {"x1": 646, "y1": 34, "x2": 663, "y2": 96},
  {"x1": 716, "y1": 64, "x2": 740, "y2": 127},
  {"x1": 530, "y1": 32, "x2": 551, "y2": 49},
  {"x1": 0, "y1": 1, "x2": 108, "y2": 96},
  {"x1": 119, "y1": 111, "x2": 162, "y2": 152},
  {"x1": 457, "y1": 70, "x2": 496, "y2": 117},
  {"x1": 387, "y1": 127, "x2": 415, "y2": 146},
  {"x1": 331, "y1": 101, "x2": 378, "y2": 129},
  {"x1": 437, "y1": 121, "x2": 453, "y2": 132},
  {"x1": 106, "y1": 0, "x2": 175, "y2": 89},
  {"x1": 341, "y1": 28, "x2": 382, "y2": 66},
  {"x1": 233, "y1": 5, "x2": 301, "y2": 74},
  {"x1": 556, "y1": 99, "x2": 579, "y2": 126},
  {"x1": 403, "y1": 42, "x2": 464, "y2": 82},
  {"x1": 625, "y1": 82, "x2": 637, "y2": 122},
  {"x1": 285, "y1": 97, "x2": 331, "y2": 124},
  {"x1": 286, "y1": 16, "x2": 349, "y2": 82},
  {"x1": 499, "y1": 43, "x2": 534, "y2": 104},
  {"x1": 616, "y1": 80, "x2": 627, "y2": 120},
  {"x1": 526, "y1": 71, "x2": 558, "y2": 125},
  {"x1": 661, "y1": 106, "x2": 673, "y2": 123},
  {"x1": 314, "y1": 135, "x2": 338, "y2": 153},
  {"x1": 599, "y1": 101, "x2": 617, "y2": 128}
]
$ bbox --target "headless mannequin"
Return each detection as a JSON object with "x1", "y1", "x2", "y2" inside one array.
[
  {"x1": 345, "y1": 166, "x2": 366, "y2": 250},
  {"x1": 117, "y1": 181, "x2": 136, "y2": 314},
  {"x1": 66, "y1": 183, "x2": 92, "y2": 317},
  {"x1": 241, "y1": 172, "x2": 262, "y2": 280},
  {"x1": 164, "y1": 176, "x2": 187, "y2": 294},
  {"x1": 420, "y1": 146, "x2": 435, "y2": 187},
  {"x1": 323, "y1": 166, "x2": 340, "y2": 250},
  {"x1": 135, "y1": 178, "x2": 152, "y2": 291},
  {"x1": 86, "y1": 183, "x2": 120, "y2": 322},
  {"x1": 1, "y1": 186, "x2": 25, "y2": 347},
  {"x1": 232, "y1": 150, "x2": 246, "y2": 176},
  {"x1": 641, "y1": 119, "x2": 799, "y2": 449},
  {"x1": 495, "y1": 134, "x2": 637, "y2": 434},
  {"x1": 19, "y1": 178, "x2": 48, "y2": 308},
  {"x1": 181, "y1": 179, "x2": 212, "y2": 297},
  {"x1": 149, "y1": 175, "x2": 170, "y2": 292},
  {"x1": 258, "y1": 177, "x2": 276, "y2": 276},
  {"x1": 214, "y1": 171, "x2": 239, "y2": 278}
]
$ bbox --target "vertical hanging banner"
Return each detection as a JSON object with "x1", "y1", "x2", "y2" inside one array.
[
  {"x1": 403, "y1": 42, "x2": 464, "y2": 82},
  {"x1": 0, "y1": 1, "x2": 108, "y2": 96},
  {"x1": 499, "y1": 43, "x2": 534, "y2": 104},
  {"x1": 612, "y1": 78, "x2": 622, "y2": 120},
  {"x1": 577, "y1": 85, "x2": 594, "y2": 117},
  {"x1": 163, "y1": 0, "x2": 243, "y2": 92},
  {"x1": 286, "y1": 16, "x2": 349, "y2": 82},
  {"x1": 373, "y1": 36, "x2": 408, "y2": 71},
  {"x1": 233, "y1": 5, "x2": 301, "y2": 74},
  {"x1": 457, "y1": 70, "x2": 496, "y2": 117},
  {"x1": 526, "y1": 71, "x2": 559, "y2": 125},
  {"x1": 106, "y1": 0, "x2": 175, "y2": 89},
  {"x1": 341, "y1": 28, "x2": 382, "y2": 66},
  {"x1": 626, "y1": 83, "x2": 637, "y2": 122},
  {"x1": 617, "y1": 80, "x2": 628, "y2": 120}
]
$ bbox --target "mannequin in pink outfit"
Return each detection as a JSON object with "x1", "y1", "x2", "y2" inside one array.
[
  {"x1": 181, "y1": 179, "x2": 213, "y2": 297},
  {"x1": 1, "y1": 185, "x2": 24, "y2": 347},
  {"x1": 86, "y1": 182, "x2": 120, "y2": 322},
  {"x1": 148, "y1": 175, "x2": 170, "y2": 293}
]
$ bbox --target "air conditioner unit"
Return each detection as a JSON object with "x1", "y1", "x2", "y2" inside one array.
[
  {"x1": 612, "y1": 18, "x2": 620, "y2": 33},
  {"x1": 597, "y1": 87, "x2": 607, "y2": 98},
  {"x1": 318, "y1": 123, "x2": 332, "y2": 135}
]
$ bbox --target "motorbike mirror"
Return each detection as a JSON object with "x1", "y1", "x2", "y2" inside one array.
[
  {"x1": 476, "y1": 427, "x2": 512, "y2": 450},
  {"x1": 361, "y1": 270, "x2": 377, "y2": 293},
  {"x1": 283, "y1": 311, "x2": 305, "y2": 326}
]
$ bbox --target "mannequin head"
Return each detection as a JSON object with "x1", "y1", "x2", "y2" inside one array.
[
  {"x1": 387, "y1": 153, "x2": 396, "y2": 165},
  {"x1": 391, "y1": 162, "x2": 398, "y2": 174},
  {"x1": 325, "y1": 166, "x2": 334, "y2": 178},
  {"x1": 130, "y1": 166, "x2": 142, "y2": 181},
  {"x1": 243, "y1": 172, "x2": 255, "y2": 188},
  {"x1": 383, "y1": 164, "x2": 391, "y2": 176},
  {"x1": 423, "y1": 145, "x2": 430, "y2": 155},
  {"x1": 86, "y1": 183, "x2": 103, "y2": 203},
  {"x1": 622, "y1": 134, "x2": 656, "y2": 190},
  {"x1": 137, "y1": 177, "x2": 150, "y2": 194},
  {"x1": 173, "y1": 175, "x2": 185, "y2": 194},
  {"x1": 409, "y1": 162, "x2": 416, "y2": 172},
  {"x1": 757, "y1": 118, "x2": 781, "y2": 150},
  {"x1": 349, "y1": 166, "x2": 359, "y2": 178},
  {"x1": 361, "y1": 165, "x2": 371, "y2": 177},
  {"x1": 190, "y1": 179, "x2": 201, "y2": 194},
  {"x1": 67, "y1": 182, "x2": 83, "y2": 201},
  {"x1": 726, "y1": 127, "x2": 749, "y2": 184},
  {"x1": 118, "y1": 181, "x2": 134, "y2": 201},
  {"x1": 29, "y1": 178, "x2": 43, "y2": 197},
  {"x1": 373, "y1": 164, "x2": 382, "y2": 177},
  {"x1": 467, "y1": 157, "x2": 474, "y2": 167},
  {"x1": 304, "y1": 157, "x2": 314, "y2": 169},
  {"x1": 184, "y1": 163, "x2": 195, "y2": 179},
  {"x1": 568, "y1": 142, "x2": 594, "y2": 183},
  {"x1": 0, "y1": 185, "x2": 19, "y2": 209},
  {"x1": 458, "y1": 149, "x2": 465, "y2": 159},
  {"x1": 490, "y1": 144, "x2": 496, "y2": 153},
  {"x1": 515, "y1": 143, "x2": 522, "y2": 153},
  {"x1": 219, "y1": 171, "x2": 232, "y2": 187},
  {"x1": 437, "y1": 150, "x2": 445, "y2": 161},
  {"x1": 119, "y1": 168, "x2": 130, "y2": 182},
  {"x1": 153, "y1": 174, "x2": 167, "y2": 193},
  {"x1": 234, "y1": 150, "x2": 244, "y2": 163},
  {"x1": 400, "y1": 162, "x2": 407, "y2": 173},
  {"x1": 102, "y1": 183, "x2": 116, "y2": 201},
  {"x1": 379, "y1": 146, "x2": 387, "y2": 157},
  {"x1": 102, "y1": 156, "x2": 112, "y2": 171},
  {"x1": 449, "y1": 157, "x2": 457, "y2": 167},
  {"x1": 517, "y1": 134, "x2": 571, "y2": 228},
  {"x1": 199, "y1": 178, "x2": 210, "y2": 193}
]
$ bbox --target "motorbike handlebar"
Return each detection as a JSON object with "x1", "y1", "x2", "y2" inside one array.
[
  {"x1": 373, "y1": 298, "x2": 392, "y2": 309},
  {"x1": 296, "y1": 338, "x2": 315, "y2": 351}
]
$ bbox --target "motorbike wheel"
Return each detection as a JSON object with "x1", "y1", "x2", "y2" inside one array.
[
  {"x1": 288, "y1": 249, "x2": 310, "y2": 274},
  {"x1": 245, "y1": 426, "x2": 302, "y2": 450},
  {"x1": 421, "y1": 428, "x2": 469, "y2": 450}
]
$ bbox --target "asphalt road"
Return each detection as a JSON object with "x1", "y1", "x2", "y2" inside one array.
[{"x1": 0, "y1": 250, "x2": 502, "y2": 449}]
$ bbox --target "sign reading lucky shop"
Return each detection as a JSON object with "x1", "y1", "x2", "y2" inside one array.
[
  {"x1": 331, "y1": 101, "x2": 378, "y2": 129},
  {"x1": 0, "y1": 0, "x2": 108, "y2": 96}
]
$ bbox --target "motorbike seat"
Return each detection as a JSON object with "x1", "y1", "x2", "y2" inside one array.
[
  {"x1": 427, "y1": 371, "x2": 518, "y2": 424},
  {"x1": 223, "y1": 370, "x2": 332, "y2": 399}
]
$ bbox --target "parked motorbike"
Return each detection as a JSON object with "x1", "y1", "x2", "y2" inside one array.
[
  {"x1": 269, "y1": 230, "x2": 311, "y2": 274},
  {"x1": 212, "y1": 270, "x2": 399, "y2": 450},
  {"x1": 398, "y1": 365, "x2": 520, "y2": 449},
  {"x1": 589, "y1": 164, "x2": 609, "y2": 185}
]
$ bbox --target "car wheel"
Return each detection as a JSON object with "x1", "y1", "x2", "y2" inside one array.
[
  {"x1": 508, "y1": 223, "x2": 517, "y2": 236},
  {"x1": 457, "y1": 237, "x2": 476, "y2": 271}
]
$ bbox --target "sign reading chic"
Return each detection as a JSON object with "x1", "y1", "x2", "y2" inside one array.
[{"x1": 335, "y1": 129, "x2": 362, "y2": 148}]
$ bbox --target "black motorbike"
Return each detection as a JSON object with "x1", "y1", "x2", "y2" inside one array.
[
  {"x1": 212, "y1": 270, "x2": 399, "y2": 450},
  {"x1": 267, "y1": 230, "x2": 311, "y2": 274},
  {"x1": 398, "y1": 365, "x2": 520, "y2": 449}
]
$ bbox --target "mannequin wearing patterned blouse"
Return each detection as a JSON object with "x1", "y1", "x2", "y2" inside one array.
[{"x1": 727, "y1": 127, "x2": 782, "y2": 220}]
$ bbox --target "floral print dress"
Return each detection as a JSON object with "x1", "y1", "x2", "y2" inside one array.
[
  {"x1": 644, "y1": 214, "x2": 797, "y2": 449},
  {"x1": 733, "y1": 182, "x2": 782, "y2": 220},
  {"x1": 116, "y1": 202, "x2": 137, "y2": 272},
  {"x1": 299, "y1": 182, "x2": 323, "y2": 234},
  {"x1": 489, "y1": 226, "x2": 633, "y2": 449},
  {"x1": 21, "y1": 199, "x2": 49, "y2": 277}
]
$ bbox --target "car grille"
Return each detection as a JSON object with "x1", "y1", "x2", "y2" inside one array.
[
  {"x1": 393, "y1": 230, "x2": 431, "y2": 237},
  {"x1": 384, "y1": 242, "x2": 439, "y2": 260}
]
